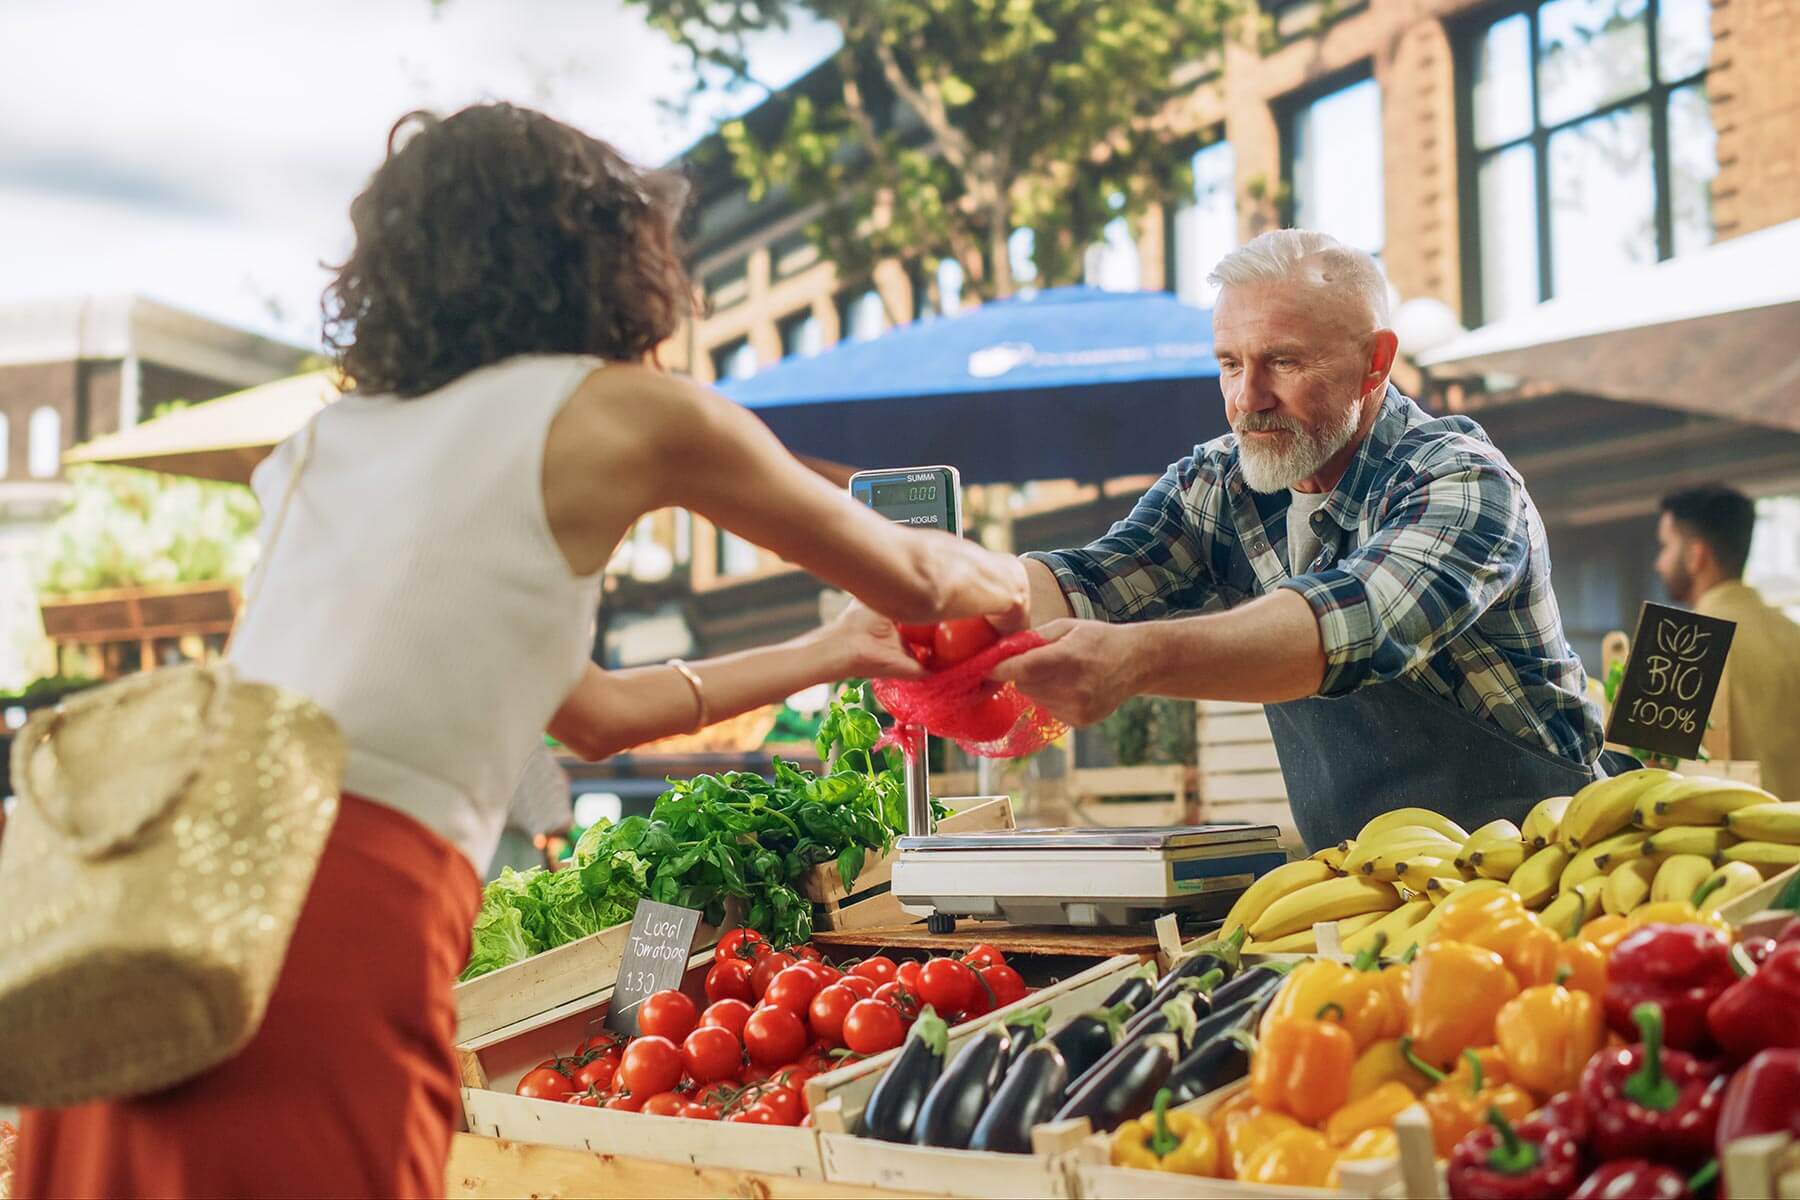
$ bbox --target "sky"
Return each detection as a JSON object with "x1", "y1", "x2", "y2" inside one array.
[{"x1": 0, "y1": 0, "x2": 838, "y2": 350}]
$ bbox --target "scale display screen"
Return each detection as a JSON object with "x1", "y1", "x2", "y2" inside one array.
[{"x1": 850, "y1": 466, "x2": 960, "y2": 534}]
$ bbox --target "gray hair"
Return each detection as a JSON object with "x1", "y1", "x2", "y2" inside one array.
[{"x1": 1207, "y1": 229, "x2": 1392, "y2": 329}]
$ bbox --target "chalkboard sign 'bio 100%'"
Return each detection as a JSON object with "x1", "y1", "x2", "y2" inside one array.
[
  {"x1": 604, "y1": 899, "x2": 702, "y2": 1038},
  {"x1": 1605, "y1": 601, "x2": 1736, "y2": 762}
]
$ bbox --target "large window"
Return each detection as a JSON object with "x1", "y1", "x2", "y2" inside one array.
[
  {"x1": 1085, "y1": 216, "x2": 1142, "y2": 292},
  {"x1": 779, "y1": 309, "x2": 824, "y2": 359},
  {"x1": 28, "y1": 406, "x2": 60, "y2": 479},
  {"x1": 710, "y1": 338, "x2": 758, "y2": 382},
  {"x1": 1285, "y1": 74, "x2": 1386, "y2": 257},
  {"x1": 838, "y1": 289, "x2": 888, "y2": 342},
  {"x1": 1461, "y1": 0, "x2": 1715, "y2": 323},
  {"x1": 0, "y1": 414, "x2": 9, "y2": 479},
  {"x1": 1170, "y1": 137, "x2": 1238, "y2": 308}
]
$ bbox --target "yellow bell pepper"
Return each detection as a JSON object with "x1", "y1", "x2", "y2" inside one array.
[
  {"x1": 1241, "y1": 1127, "x2": 1339, "y2": 1188},
  {"x1": 1578, "y1": 913, "x2": 1632, "y2": 954},
  {"x1": 1110, "y1": 1088, "x2": 1220, "y2": 1176},
  {"x1": 1217, "y1": 1103, "x2": 1303, "y2": 1179},
  {"x1": 1251, "y1": 1005, "x2": 1357, "y2": 1125},
  {"x1": 1405, "y1": 941, "x2": 1520, "y2": 1072},
  {"x1": 1555, "y1": 935, "x2": 1608, "y2": 998},
  {"x1": 1258, "y1": 950, "x2": 1405, "y2": 1049},
  {"x1": 1432, "y1": 887, "x2": 1562, "y2": 987},
  {"x1": 1323, "y1": 1081, "x2": 1417, "y2": 1147},
  {"x1": 1329, "y1": 1126, "x2": 1402, "y2": 1186},
  {"x1": 1494, "y1": 978, "x2": 1606, "y2": 1099},
  {"x1": 1348, "y1": 1037, "x2": 1434, "y2": 1099},
  {"x1": 1405, "y1": 1045, "x2": 1537, "y2": 1157}
]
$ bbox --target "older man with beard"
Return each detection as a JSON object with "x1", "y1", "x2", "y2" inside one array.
[{"x1": 994, "y1": 229, "x2": 1609, "y2": 850}]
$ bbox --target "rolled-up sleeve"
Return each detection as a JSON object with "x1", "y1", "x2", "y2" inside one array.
[
  {"x1": 1024, "y1": 458, "x2": 1220, "y2": 623},
  {"x1": 1279, "y1": 459, "x2": 1530, "y2": 696}
]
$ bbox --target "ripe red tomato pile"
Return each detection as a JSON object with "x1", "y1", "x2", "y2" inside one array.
[
  {"x1": 895, "y1": 617, "x2": 999, "y2": 672},
  {"x1": 513, "y1": 932, "x2": 1031, "y2": 1124}
]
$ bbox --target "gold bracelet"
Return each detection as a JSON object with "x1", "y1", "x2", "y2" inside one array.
[{"x1": 668, "y1": 659, "x2": 709, "y2": 734}]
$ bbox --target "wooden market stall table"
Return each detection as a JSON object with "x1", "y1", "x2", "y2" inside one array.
[{"x1": 810, "y1": 921, "x2": 1163, "y2": 960}]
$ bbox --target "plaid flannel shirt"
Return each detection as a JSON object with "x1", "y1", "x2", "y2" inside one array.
[{"x1": 1026, "y1": 386, "x2": 1603, "y2": 766}]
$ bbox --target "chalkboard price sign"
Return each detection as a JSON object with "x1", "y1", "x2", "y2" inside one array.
[
  {"x1": 604, "y1": 899, "x2": 703, "y2": 1037},
  {"x1": 1605, "y1": 601, "x2": 1737, "y2": 761}
]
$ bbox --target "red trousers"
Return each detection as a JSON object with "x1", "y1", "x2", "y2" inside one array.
[{"x1": 18, "y1": 794, "x2": 481, "y2": 1199}]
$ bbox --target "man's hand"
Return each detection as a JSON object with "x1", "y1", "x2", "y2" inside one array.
[{"x1": 988, "y1": 618, "x2": 1146, "y2": 727}]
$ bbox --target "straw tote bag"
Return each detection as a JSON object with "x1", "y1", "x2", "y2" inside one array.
[{"x1": 0, "y1": 422, "x2": 346, "y2": 1106}]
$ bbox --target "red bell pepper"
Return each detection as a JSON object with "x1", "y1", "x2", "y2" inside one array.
[
  {"x1": 1707, "y1": 942, "x2": 1800, "y2": 1061},
  {"x1": 1605, "y1": 925, "x2": 1735, "y2": 1052},
  {"x1": 1579, "y1": 1003, "x2": 1727, "y2": 1169},
  {"x1": 1531, "y1": 1091, "x2": 1590, "y2": 1143},
  {"x1": 1569, "y1": 1160, "x2": 1717, "y2": 1200},
  {"x1": 1715, "y1": 1049, "x2": 1800, "y2": 1166},
  {"x1": 1740, "y1": 936, "x2": 1777, "y2": 967},
  {"x1": 1447, "y1": 1108, "x2": 1582, "y2": 1200}
]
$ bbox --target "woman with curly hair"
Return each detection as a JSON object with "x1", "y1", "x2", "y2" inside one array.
[{"x1": 14, "y1": 103, "x2": 1027, "y2": 1198}]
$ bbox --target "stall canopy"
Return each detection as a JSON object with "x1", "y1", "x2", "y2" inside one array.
[
  {"x1": 719, "y1": 286, "x2": 1225, "y2": 484},
  {"x1": 1418, "y1": 219, "x2": 1800, "y2": 434},
  {"x1": 64, "y1": 369, "x2": 338, "y2": 485}
]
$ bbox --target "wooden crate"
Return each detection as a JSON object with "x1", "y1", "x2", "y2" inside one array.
[
  {"x1": 1722, "y1": 863, "x2": 1799, "y2": 929},
  {"x1": 805, "y1": 955, "x2": 1144, "y2": 1198},
  {"x1": 1064, "y1": 1081, "x2": 1367, "y2": 1199},
  {"x1": 1066, "y1": 765, "x2": 1194, "y2": 826},
  {"x1": 453, "y1": 916, "x2": 722, "y2": 1046},
  {"x1": 1195, "y1": 702, "x2": 1298, "y2": 847},
  {"x1": 456, "y1": 950, "x2": 829, "y2": 1181},
  {"x1": 802, "y1": 797, "x2": 1016, "y2": 932}
]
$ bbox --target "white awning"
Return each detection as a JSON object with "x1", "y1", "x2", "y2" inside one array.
[
  {"x1": 1419, "y1": 220, "x2": 1800, "y2": 432},
  {"x1": 64, "y1": 370, "x2": 339, "y2": 484}
]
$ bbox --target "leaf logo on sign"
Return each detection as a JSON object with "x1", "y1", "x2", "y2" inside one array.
[{"x1": 1655, "y1": 619, "x2": 1709, "y2": 664}]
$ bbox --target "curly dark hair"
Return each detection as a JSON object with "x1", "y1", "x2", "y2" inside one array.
[{"x1": 322, "y1": 103, "x2": 694, "y2": 397}]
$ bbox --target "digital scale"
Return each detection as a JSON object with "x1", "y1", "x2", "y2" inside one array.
[{"x1": 849, "y1": 466, "x2": 1284, "y2": 931}]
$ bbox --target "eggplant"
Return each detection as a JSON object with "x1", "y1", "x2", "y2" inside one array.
[
  {"x1": 1157, "y1": 924, "x2": 1246, "y2": 990},
  {"x1": 1053, "y1": 1032, "x2": 1180, "y2": 1133},
  {"x1": 1044, "y1": 1002, "x2": 1130, "y2": 1081},
  {"x1": 860, "y1": 1007, "x2": 950, "y2": 1143},
  {"x1": 967, "y1": 1042, "x2": 1069, "y2": 1155},
  {"x1": 1000, "y1": 1007, "x2": 1048, "y2": 1074},
  {"x1": 1165, "y1": 1029, "x2": 1253, "y2": 1105},
  {"x1": 1184, "y1": 995, "x2": 1262, "y2": 1050},
  {"x1": 1098, "y1": 962, "x2": 1160, "y2": 1015},
  {"x1": 913, "y1": 1024, "x2": 1011, "y2": 1149},
  {"x1": 1209, "y1": 960, "x2": 1297, "y2": 1011},
  {"x1": 1073, "y1": 991, "x2": 1206, "y2": 1096},
  {"x1": 1141, "y1": 966, "x2": 1225, "y2": 1026}
]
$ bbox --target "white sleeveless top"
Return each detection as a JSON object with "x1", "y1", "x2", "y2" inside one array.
[{"x1": 230, "y1": 354, "x2": 605, "y2": 870}]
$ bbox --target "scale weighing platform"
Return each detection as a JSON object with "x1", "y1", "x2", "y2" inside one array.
[
  {"x1": 849, "y1": 464, "x2": 1287, "y2": 931},
  {"x1": 890, "y1": 825, "x2": 1286, "y2": 930}
]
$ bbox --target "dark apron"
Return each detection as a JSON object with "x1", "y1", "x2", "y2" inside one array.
[{"x1": 1266, "y1": 681, "x2": 1601, "y2": 852}]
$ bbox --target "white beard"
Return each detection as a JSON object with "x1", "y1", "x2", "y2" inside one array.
[{"x1": 1235, "y1": 396, "x2": 1363, "y2": 493}]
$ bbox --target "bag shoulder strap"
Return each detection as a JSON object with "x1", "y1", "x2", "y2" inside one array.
[{"x1": 230, "y1": 419, "x2": 318, "y2": 648}]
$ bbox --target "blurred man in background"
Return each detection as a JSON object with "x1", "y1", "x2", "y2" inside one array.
[{"x1": 1656, "y1": 485, "x2": 1800, "y2": 800}]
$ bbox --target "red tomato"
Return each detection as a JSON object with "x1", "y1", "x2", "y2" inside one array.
[
  {"x1": 716, "y1": 929, "x2": 768, "y2": 961},
  {"x1": 728, "y1": 1104, "x2": 781, "y2": 1125},
  {"x1": 955, "y1": 688, "x2": 1018, "y2": 742},
  {"x1": 873, "y1": 981, "x2": 920, "y2": 1021},
  {"x1": 571, "y1": 1055, "x2": 617, "y2": 1093},
  {"x1": 896, "y1": 623, "x2": 937, "y2": 648},
  {"x1": 743, "y1": 1005, "x2": 809, "y2": 1067},
  {"x1": 918, "y1": 958, "x2": 977, "y2": 1015},
  {"x1": 566, "y1": 1089, "x2": 603, "y2": 1107},
  {"x1": 692, "y1": 1081, "x2": 738, "y2": 1108},
  {"x1": 808, "y1": 983, "x2": 859, "y2": 1044},
  {"x1": 849, "y1": 956, "x2": 898, "y2": 986},
  {"x1": 844, "y1": 998, "x2": 907, "y2": 1054},
  {"x1": 837, "y1": 974, "x2": 878, "y2": 1000},
  {"x1": 516, "y1": 1066, "x2": 575, "y2": 1101},
  {"x1": 641, "y1": 1091, "x2": 688, "y2": 1118},
  {"x1": 681, "y1": 1026, "x2": 743, "y2": 1083},
  {"x1": 790, "y1": 944, "x2": 825, "y2": 964},
  {"x1": 775, "y1": 1063, "x2": 820, "y2": 1097},
  {"x1": 618, "y1": 1036, "x2": 684, "y2": 1098},
  {"x1": 699, "y1": 998, "x2": 753, "y2": 1040},
  {"x1": 932, "y1": 617, "x2": 999, "y2": 668},
  {"x1": 639, "y1": 990, "x2": 700, "y2": 1043},
  {"x1": 759, "y1": 1086, "x2": 805, "y2": 1126},
  {"x1": 604, "y1": 1090, "x2": 645, "y2": 1112},
  {"x1": 752, "y1": 952, "x2": 797, "y2": 998},
  {"x1": 575, "y1": 1032, "x2": 626, "y2": 1058},
  {"x1": 704, "y1": 958, "x2": 756, "y2": 1005},
  {"x1": 802, "y1": 960, "x2": 842, "y2": 987},
  {"x1": 681, "y1": 1101, "x2": 721, "y2": 1120},
  {"x1": 980, "y1": 963, "x2": 1028, "y2": 1008},
  {"x1": 764, "y1": 965, "x2": 825, "y2": 1014},
  {"x1": 895, "y1": 960, "x2": 923, "y2": 991},
  {"x1": 961, "y1": 944, "x2": 1007, "y2": 971}
]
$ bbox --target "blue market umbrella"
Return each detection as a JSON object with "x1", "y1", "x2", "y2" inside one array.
[{"x1": 718, "y1": 286, "x2": 1225, "y2": 484}]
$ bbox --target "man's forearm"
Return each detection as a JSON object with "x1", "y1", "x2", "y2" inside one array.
[
  {"x1": 1120, "y1": 589, "x2": 1327, "y2": 704},
  {"x1": 1023, "y1": 556, "x2": 1077, "y2": 624}
]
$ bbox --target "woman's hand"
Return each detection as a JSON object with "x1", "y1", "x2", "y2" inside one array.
[{"x1": 822, "y1": 599, "x2": 930, "y2": 681}]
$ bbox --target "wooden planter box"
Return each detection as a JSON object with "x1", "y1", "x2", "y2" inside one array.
[
  {"x1": 804, "y1": 954, "x2": 1145, "y2": 1198},
  {"x1": 799, "y1": 796, "x2": 1015, "y2": 932},
  {"x1": 453, "y1": 915, "x2": 724, "y2": 1046},
  {"x1": 456, "y1": 949, "x2": 830, "y2": 1181}
]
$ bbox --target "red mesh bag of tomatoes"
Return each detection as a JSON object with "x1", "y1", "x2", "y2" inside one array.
[{"x1": 871, "y1": 618, "x2": 1067, "y2": 758}]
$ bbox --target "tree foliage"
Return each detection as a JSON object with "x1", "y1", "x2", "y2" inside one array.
[
  {"x1": 36, "y1": 466, "x2": 260, "y2": 596},
  {"x1": 632, "y1": 0, "x2": 1239, "y2": 300}
]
